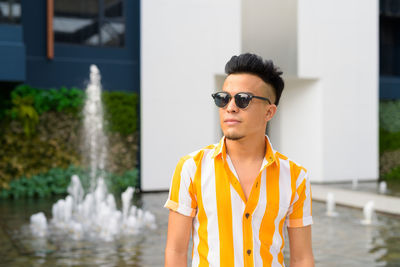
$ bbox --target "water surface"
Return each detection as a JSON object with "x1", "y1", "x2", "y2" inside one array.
[{"x1": 0, "y1": 192, "x2": 399, "y2": 266}]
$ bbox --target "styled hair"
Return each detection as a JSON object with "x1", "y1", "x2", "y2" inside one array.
[{"x1": 225, "y1": 53, "x2": 284, "y2": 106}]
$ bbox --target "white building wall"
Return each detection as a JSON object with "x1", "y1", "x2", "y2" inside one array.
[
  {"x1": 241, "y1": 0, "x2": 298, "y2": 76},
  {"x1": 269, "y1": 78, "x2": 324, "y2": 182},
  {"x1": 141, "y1": 0, "x2": 241, "y2": 191},
  {"x1": 141, "y1": 0, "x2": 379, "y2": 190},
  {"x1": 243, "y1": 0, "x2": 379, "y2": 183},
  {"x1": 298, "y1": 0, "x2": 379, "y2": 182}
]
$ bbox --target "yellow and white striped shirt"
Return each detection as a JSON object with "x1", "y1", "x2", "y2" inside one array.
[{"x1": 164, "y1": 135, "x2": 313, "y2": 267}]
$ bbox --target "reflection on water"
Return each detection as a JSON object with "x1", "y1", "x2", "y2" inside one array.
[
  {"x1": 309, "y1": 201, "x2": 400, "y2": 267},
  {"x1": 0, "y1": 193, "x2": 167, "y2": 266},
  {"x1": 0, "y1": 192, "x2": 399, "y2": 266}
]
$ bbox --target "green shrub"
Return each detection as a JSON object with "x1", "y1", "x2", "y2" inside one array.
[
  {"x1": 380, "y1": 127, "x2": 400, "y2": 154},
  {"x1": 0, "y1": 166, "x2": 83, "y2": 199},
  {"x1": 0, "y1": 85, "x2": 140, "y2": 191},
  {"x1": 380, "y1": 100, "x2": 400, "y2": 133},
  {"x1": 0, "y1": 128, "x2": 80, "y2": 189},
  {"x1": 8, "y1": 85, "x2": 139, "y2": 136},
  {"x1": 9, "y1": 95, "x2": 39, "y2": 137},
  {"x1": 0, "y1": 166, "x2": 139, "y2": 199},
  {"x1": 109, "y1": 168, "x2": 139, "y2": 195},
  {"x1": 103, "y1": 91, "x2": 139, "y2": 136},
  {"x1": 10, "y1": 84, "x2": 84, "y2": 115},
  {"x1": 383, "y1": 166, "x2": 400, "y2": 181}
]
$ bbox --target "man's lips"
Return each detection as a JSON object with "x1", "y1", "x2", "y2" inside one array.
[{"x1": 224, "y1": 119, "x2": 241, "y2": 125}]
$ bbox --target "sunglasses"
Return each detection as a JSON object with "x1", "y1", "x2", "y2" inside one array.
[{"x1": 211, "y1": 92, "x2": 272, "y2": 109}]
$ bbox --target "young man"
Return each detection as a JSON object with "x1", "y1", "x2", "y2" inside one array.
[{"x1": 164, "y1": 53, "x2": 314, "y2": 267}]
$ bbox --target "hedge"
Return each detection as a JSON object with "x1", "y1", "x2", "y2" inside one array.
[
  {"x1": 380, "y1": 100, "x2": 400, "y2": 133},
  {"x1": 0, "y1": 85, "x2": 140, "y2": 193},
  {"x1": 3, "y1": 84, "x2": 139, "y2": 136},
  {"x1": 380, "y1": 99, "x2": 400, "y2": 181},
  {"x1": 380, "y1": 127, "x2": 400, "y2": 154},
  {"x1": 383, "y1": 166, "x2": 400, "y2": 181},
  {"x1": 102, "y1": 91, "x2": 139, "y2": 136},
  {"x1": 0, "y1": 165, "x2": 139, "y2": 199}
]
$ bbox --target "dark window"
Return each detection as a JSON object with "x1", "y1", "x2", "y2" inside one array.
[
  {"x1": 380, "y1": 0, "x2": 400, "y2": 76},
  {"x1": 0, "y1": 0, "x2": 21, "y2": 24},
  {"x1": 54, "y1": 0, "x2": 125, "y2": 47}
]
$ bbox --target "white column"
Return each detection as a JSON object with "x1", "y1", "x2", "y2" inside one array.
[{"x1": 141, "y1": 0, "x2": 241, "y2": 191}]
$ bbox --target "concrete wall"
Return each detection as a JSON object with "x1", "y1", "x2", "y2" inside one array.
[
  {"x1": 269, "y1": 78, "x2": 324, "y2": 182},
  {"x1": 318, "y1": 0, "x2": 379, "y2": 182},
  {"x1": 141, "y1": 0, "x2": 379, "y2": 190},
  {"x1": 241, "y1": 0, "x2": 298, "y2": 76},
  {"x1": 244, "y1": 0, "x2": 379, "y2": 183},
  {"x1": 141, "y1": 0, "x2": 241, "y2": 191}
]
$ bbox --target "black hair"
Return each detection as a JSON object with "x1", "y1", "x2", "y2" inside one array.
[{"x1": 225, "y1": 53, "x2": 284, "y2": 106}]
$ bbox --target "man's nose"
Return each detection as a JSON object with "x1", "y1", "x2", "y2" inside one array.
[{"x1": 226, "y1": 96, "x2": 239, "y2": 112}]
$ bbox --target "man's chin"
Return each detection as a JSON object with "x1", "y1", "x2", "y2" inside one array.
[{"x1": 225, "y1": 133, "x2": 245, "y2": 141}]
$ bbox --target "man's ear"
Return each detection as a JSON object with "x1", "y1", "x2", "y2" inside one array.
[{"x1": 266, "y1": 104, "x2": 277, "y2": 122}]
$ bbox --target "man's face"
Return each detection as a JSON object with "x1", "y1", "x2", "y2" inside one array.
[{"x1": 219, "y1": 73, "x2": 277, "y2": 141}]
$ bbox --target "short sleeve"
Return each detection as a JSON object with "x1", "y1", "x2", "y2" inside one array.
[
  {"x1": 164, "y1": 156, "x2": 197, "y2": 217},
  {"x1": 286, "y1": 170, "x2": 313, "y2": 228}
]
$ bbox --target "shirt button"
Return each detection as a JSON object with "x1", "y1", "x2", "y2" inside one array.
[
  {"x1": 247, "y1": 249, "x2": 251, "y2": 255},
  {"x1": 245, "y1": 213, "x2": 250, "y2": 219}
]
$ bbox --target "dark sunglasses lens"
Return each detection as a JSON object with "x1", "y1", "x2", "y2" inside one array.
[
  {"x1": 213, "y1": 93, "x2": 230, "y2": 107},
  {"x1": 235, "y1": 93, "x2": 251, "y2": 108}
]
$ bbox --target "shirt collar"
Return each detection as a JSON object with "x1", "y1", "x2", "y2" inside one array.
[{"x1": 211, "y1": 135, "x2": 277, "y2": 165}]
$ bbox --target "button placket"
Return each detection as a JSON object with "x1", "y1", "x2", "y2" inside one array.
[
  {"x1": 243, "y1": 173, "x2": 263, "y2": 265},
  {"x1": 243, "y1": 209, "x2": 252, "y2": 265}
]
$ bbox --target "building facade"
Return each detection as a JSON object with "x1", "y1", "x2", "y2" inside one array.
[
  {"x1": 0, "y1": 0, "x2": 139, "y2": 92},
  {"x1": 1, "y1": 0, "x2": 392, "y2": 190},
  {"x1": 141, "y1": 0, "x2": 380, "y2": 190}
]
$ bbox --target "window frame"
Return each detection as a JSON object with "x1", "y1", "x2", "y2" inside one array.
[{"x1": 53, "y1": 0, "x2": 126, "y2": 48}]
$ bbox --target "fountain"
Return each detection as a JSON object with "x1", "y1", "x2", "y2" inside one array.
[
  {"x1": 326, "y1": 192, "x2": 338, "y2": 217},
  {"x1": 361, "y1": 200, "x2": 375, "y2": 225},
  {"x1": 379, "y1": 181, "x2": 387, "y2": 194},
  {"x1": 30, "y1": 212, "x2": 47, "y2": 238},
  {"x1": 352, "y1": 177, "x2": 358, "y2": 190},
  {"x1": 29, "y1": 65, "x2": 156, "y2": 241}
]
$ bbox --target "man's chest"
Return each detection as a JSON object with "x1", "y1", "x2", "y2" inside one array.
[
  {"x1": 234, "y1": 162, "x2": 263, "y2": 201},
  {"x1": 193, "y1": 161, "x2": 294, "y2": 219}
]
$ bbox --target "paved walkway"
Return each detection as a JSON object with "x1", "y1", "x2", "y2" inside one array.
[{"x1": 311, "y1": 184, "x2": 400, "y2": 216}]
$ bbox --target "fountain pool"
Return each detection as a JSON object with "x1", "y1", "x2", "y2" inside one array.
[{"x1": 1, "y1": 194, "x2": 400, "y2": 266}]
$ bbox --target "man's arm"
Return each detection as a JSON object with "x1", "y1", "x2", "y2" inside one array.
[
  {"x1": 287, "y1": 225, "x2": 314, "y2": 267},
  {"x1": 165, "y1": 210, "x2": 193, "y2": 267}
]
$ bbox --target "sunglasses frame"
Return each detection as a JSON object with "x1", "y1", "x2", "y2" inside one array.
[{"x1": 211, "y1": 91, "x2": 272, "y2": 109}]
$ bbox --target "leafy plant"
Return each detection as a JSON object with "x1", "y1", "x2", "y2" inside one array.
[
  {"x1": 0, "y1": 128, "x2": 80, "y2": 189},
  {"x1": 0, "y1": 85, "x2": 140, "y2": 191},
  {"x1": 0, "y1": 166, "x2": 80, "y2": 199},
  {"x1": 9, "y1": 95, "x2": 39, "y2": 137},
  {"x1": 10, "y1": 84, "x2": 84, "y2": 115},
  {"x1": 380, "y1": 127, "x2": 400, "y2": 154},
  {"x1": 380, "y1": 100, "x2": 400, "y2": 133},
  {"x1": 383, "y1": 166, "x2": 400, "y2": 181},
  {"x1": 109, "y1": 168, "x2": 139, "y2": 194},
  {"x1": 103, "y1": 91, "x2": 139, "y2": 136},
  {"x1": 0, "y1": 166, "x2": 139, "y2": 199}
]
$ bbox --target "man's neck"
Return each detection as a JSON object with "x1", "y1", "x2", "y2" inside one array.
[{"x1": 225, "y1": 134, "x2": 266, "y2": 162}]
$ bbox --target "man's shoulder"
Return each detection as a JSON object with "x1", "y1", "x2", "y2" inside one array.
[
  {"x1": 274, "y1": 150, "x2": 308, "y2": 174},
  {"x1": 177, "y1": 142, "x2": 219, "y2": 167},
  {"x1": 188, "y1": 143, "x2": 218, "y2": 157}
]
